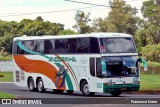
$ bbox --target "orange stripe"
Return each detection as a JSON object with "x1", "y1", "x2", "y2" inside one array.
[{"x1": 13, "y1": 55, "x2": 66, "y2": 90}]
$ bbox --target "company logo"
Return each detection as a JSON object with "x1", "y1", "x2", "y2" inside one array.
[{"x1": 49, "y1": 57, "x2": 77, "y2": 62}]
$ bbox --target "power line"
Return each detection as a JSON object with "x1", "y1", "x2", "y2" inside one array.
[
  {"x1": 64, "y1": 0, "x2": 160, "y2": 12},
  {"x1": 0, "y1": 6, "x2": 101, "y2": 17},
  {"x1": 64, "y1": 0, "x2": 110, "y2": 7},
  {"x1": 0, "y1": 0, "x2": 159, "y2": 18}
]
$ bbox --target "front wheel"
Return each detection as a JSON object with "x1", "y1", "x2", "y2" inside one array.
[
  {"x1": 110, "y1": 92, "x2": 122, "y2": 97},
  {"x1": 81, "y1": 81, "x2": 95, "y2": 96},
  {"x1": 37, "y1": 78, "x2": 46, "y2": 93}
]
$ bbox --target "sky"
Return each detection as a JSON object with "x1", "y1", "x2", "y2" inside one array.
[{"x1": 0, "y1": 0, "x2": 146, "y2": 30}]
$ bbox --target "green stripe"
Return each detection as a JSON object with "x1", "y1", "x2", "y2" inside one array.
[
  {"x1": 67, "y1": 63, "x2": 78, "y2": 86},
  {"x1": 54, "y1": 63, "x2": 73, "y2": 90},
  {"x1": 66, "y1": 73, "x2": 74, "y2": 90},
  {"x1": 54, "y1": 63, "x2": 62, "y2": 67}
]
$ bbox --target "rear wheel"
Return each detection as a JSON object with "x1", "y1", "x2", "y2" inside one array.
[
  {"x1": 53, "y1": 89, "x2": 64, "y2": 94},
  {"x1": 110, "y1": 92, "x2": 122, "y2": 97},
  {"x1": 37, "y1": 78, "x2": 46, "y2": 93},
  {"x1": 28, "y1": 78, "x2": 37, "y2": 92},
  {"x1": 66, "y1": 90, "x2": 74, "y2": 94},
  {"x1": 81, "y1": 81, "x2": 95, "y2": 96}
]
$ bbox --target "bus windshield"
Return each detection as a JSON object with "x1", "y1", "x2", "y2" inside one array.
[{"x1": 100, "y1": 38, "x2": 136, "y2": 53}]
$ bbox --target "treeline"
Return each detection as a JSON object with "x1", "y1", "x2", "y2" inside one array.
[
  {"x1": 0, "y1": 0, "x2": 160, "y2": 63},
  {"x1": 72, "y1": 0, "x2": 160, "y2": 63},
  {"x1": 0, "y1": 16, "x2": 76, "y2": 53}
]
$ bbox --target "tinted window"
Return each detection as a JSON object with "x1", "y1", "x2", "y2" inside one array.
[
  {"x1": 77, "y1": 38, "x2": 89, "y2": 53},
  {"x1": 55, "y1": 39, "x2": 66, "y2": 53},
  {"x1": 90, "y1": 38, "x2": 100, "y2": 53},
  {"x1": 17, "y1": 41, "x2": 24, "y2": 54},
  {"x1": 34, "y1": 40, "x2": 44, "y2": 53},
  {"x1": 66, "y1": 39, "x2": 77, "y2": 53},
  {"x1": 44, "y1": 39, "x2": 55, "y2": 54},
  {"x1": 24, "y1": 41, "x2": 34, "y2": 54},
  {"x1": 90, "y1": 58, "x2": 95, "y2": 76},
  {"x1": 100, "y1": 38, "x2": 136, "y2": 53},
  {"x1": 12, "y1": 41, "x2": 17, "y2": 54}
]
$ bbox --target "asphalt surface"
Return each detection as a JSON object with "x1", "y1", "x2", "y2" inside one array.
[{"x1": 0, "y1": 83, "x2": 160, "y2": 107}]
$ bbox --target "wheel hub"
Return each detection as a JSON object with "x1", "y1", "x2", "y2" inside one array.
[{"x1": 84, "y1": 84, "x2": 89, "y2": 94}]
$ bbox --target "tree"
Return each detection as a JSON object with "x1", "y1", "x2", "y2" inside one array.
[
  {"x1": 58, "y1": 29, "x2": 77, "y2": 35},
  {"x1": 92, "y1": 18, "x2": 108, "y2": 32},
  {"x1": 92, "y1": 0, "x2": 139, "y2": 35},
  {"x1": 141, "y1": 0, "x2": 160, "y2": 44},
  {"x1": 73, "y1": 11, "x2": 91, "y2": 34},
  {"x1": 108, "y1": 0, "x2": 138, "y2": 35},
  {"x1": 0, "y1": 16, "x2": 65, "y2": 53},
  {"x1": 36, "y1": 16, "x2": 44, "y2": 21}
]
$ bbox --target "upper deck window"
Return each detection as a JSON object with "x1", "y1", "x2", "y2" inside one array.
[{"x1": 100, "y1": 38, "x2": 136, "y2": 53}]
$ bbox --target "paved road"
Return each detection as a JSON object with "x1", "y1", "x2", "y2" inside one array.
[
  {"x1": 0, "y1": 83, "x2": 160, "y2": 98},
  {"x1": 0, "y1": 83, "x2": 160, "y2": 107}
]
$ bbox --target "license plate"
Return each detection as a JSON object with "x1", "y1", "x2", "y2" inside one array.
[{"x1": 120, "y1": 88, "x2": 126, "y2": 90}]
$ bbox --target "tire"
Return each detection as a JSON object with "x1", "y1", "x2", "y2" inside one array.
[
  {"x1": 110, "y1": 92, "x2": 122, "y2": 97},
  {"x1": 53, "y1": 89, "x2": 64, "y2": 94},
  {"x1": 66, "y1": 90, "x2": 74, "y2": 94},
  {"x1": 28, "y1": 78, "x2": 37, "y2": 92},
  {"x1": 37, "y1": 78, "x2": 46, "y2": 93},
  {"x1": 81, "y1": 81, "x2": 95, "y2": 96}
]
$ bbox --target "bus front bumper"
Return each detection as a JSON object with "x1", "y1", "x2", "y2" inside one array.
[{"x1": 103, "y1": 84, "x2": 140, "y2": 93}]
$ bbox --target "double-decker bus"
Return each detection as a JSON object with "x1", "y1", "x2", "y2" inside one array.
[{"x1": 12, "y1": 33, "x2": 146, "y2": 96}]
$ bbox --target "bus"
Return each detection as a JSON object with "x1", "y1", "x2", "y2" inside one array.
[{"x1": 12, "y1": 32, "x2": 146, "y2": 96}]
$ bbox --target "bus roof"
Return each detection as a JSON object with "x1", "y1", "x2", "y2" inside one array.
[{"x1": 13, "y1": 32, "x2": 132, "y2": 41}]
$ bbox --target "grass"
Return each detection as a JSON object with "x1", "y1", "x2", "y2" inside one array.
[
  {"x1": 0, "y1": 91, "x2": 15, "y2": 98},
  {"x1": 0, "y1": 55, "x2": 12, "y2": 61},
  {"x1": 0, "y1": 72, "x2": 13, "y2": 82},
  {"x1": 140, "y1": 73, "x2": 160, "y2": 91},
  {"x1": 0, "y1": 71, "x2": 160, "y2": 95}
]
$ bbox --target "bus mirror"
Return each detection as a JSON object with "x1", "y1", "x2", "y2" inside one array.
[
  {"x1": 140, "y1": 58, "x2": 148, "y2": 71},
  {"x1": 101, "y1": 60, "x2": 107, "y2": 75}
]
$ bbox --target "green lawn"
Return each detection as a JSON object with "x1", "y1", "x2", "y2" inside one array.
[
  {"x1": 0, "y1": 71, "x2": 160, "y2": 95},
  {"x1": 140, "y1": 73, "x2": 160, "y2": 91},
  {"x1": 0, "y1": 55, "x2": 12, "y2": 61},
  {"x1": 0, "y1": 72, "x2": 13, "y2": 82},
  {"x1": 0, "y1": 91, "x2": 15, "y2": 98}
]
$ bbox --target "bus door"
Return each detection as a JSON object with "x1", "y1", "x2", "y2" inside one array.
[
  {"x1": 95, "y1": 58, "x2": 104, "y2": 92},
  {"x1": 89, "y1": 57, "x2": 97, "y2": 92}
]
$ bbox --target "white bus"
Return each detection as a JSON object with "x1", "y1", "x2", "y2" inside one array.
[{"x1": 12, "y1": 32, "x2": 145, "y2": 96}]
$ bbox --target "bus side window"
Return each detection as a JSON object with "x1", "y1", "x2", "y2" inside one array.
[
  {"x1": 77, "y1": 38, "x2": 89, "y2": 53},
  {"x1": 90, "y1": 38, "x2": 100, "y2": 53},
  {"x1": 44, "y1": 40, "x2": 54, "y2": 54},
  {"x1": 24, "y1": 41, "x2": 34, "y2": 54},
  {"x1": 34, "y1": 40, "x2": 44, "y2": 53},
  {"x1": 66, "y1": 39, "x2": 77, "y2": 53},
  {"x1": 55, "y1": 39, "x2": 66, "y2": 53},
  {"x1": 12, "y1": 41, "x2": 17, "y2": 54},
  {"x1": 17, "y1": 41, "x2": 24, "y2": 54}
]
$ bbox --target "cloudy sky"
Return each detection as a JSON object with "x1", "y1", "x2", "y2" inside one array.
[{"x1": 0, "y1": 0, "x2": 146, "y2": 29}]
